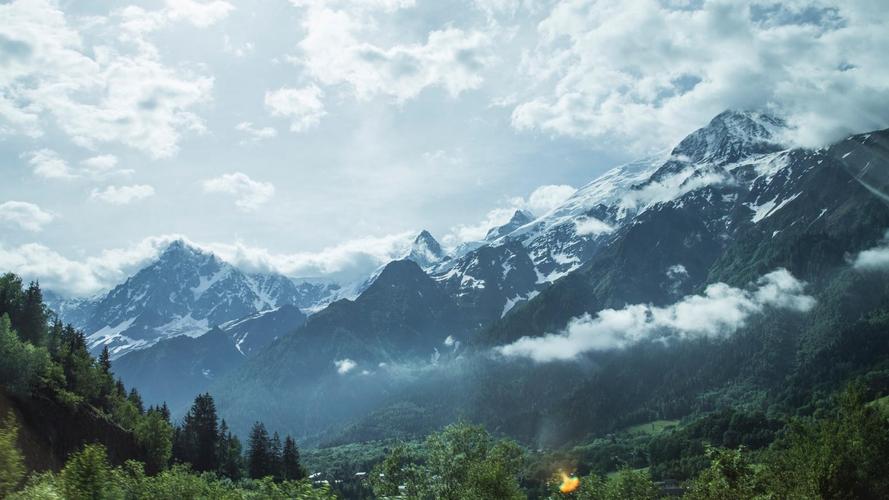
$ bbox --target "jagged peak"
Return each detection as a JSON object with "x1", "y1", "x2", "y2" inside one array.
[
  {"x1": 486, "y1": 209, "x2": 535, "y2": 241},
  {"x1": 408, "y1": 230, "x2": 445, "y2": 267},
  {"x1": 671, "y1": 109, "x2": 787, "y2": 165}
]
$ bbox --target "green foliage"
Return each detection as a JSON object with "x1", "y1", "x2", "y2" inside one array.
[
  {"x1": 174, "y1": 393, "x2": 219, "y2": 473},
  {"x1": 546, "y1": 468, "x2": 657, "y2": 500},
  {"x1": 218, "y1": 420, "x2": 245, "y2": 480},
  {"x1": 371, "y1": 422, "x2": 526, "y2": 500},
  {"x1": 8, "y1": 444, "x2": 334, "y2": 500},
  {"x1": 760, "y1": 382, "x2": 889, "y2": 499},
  {"x1": 0, "y1": 314, "x2": 55, "y2": 396},
  {"x1": 0, "y1": 412, "x2": 25, "y2": 497},
  {"x1": 281, "y1": 435, "x2": 305, "y2": 481},
  {"x1": 134, "y1": 409, "x2": 173, "y2": 474},
  {"x1": 246, "y1": 421, "x2": 280, "y2": 480},
  {"x1": 684, "y1": 446, "x2": 761, "y2": 500},
  {"x1": 59, "y1": 444, "x2": 121, "y2": 500}
]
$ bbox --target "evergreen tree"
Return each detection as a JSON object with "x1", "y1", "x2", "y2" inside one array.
[
  {"x1": 128, "y1": 388, "x2": 144, "y2": 414},
  {"x1": 271, "y1": 431, "x2": 283, "y2": 481},
  {"x1": 217, "y1": 420, "x2": 244, "y2": 480},
  {"x1": 247, "y1": 422, "x2": 274, "y2": 479},
  {"x1": 47, "y1": 319, "x2": 63, "y2": 357},
  {"x1": 179, "y1": 393, "x2": 220, "y2": 472},
  {"x1": 18, "y1": 281, "x2": 46, "y2": 346},
  {"x1": 282, "y1": 436, "x2": 305, "y2": 481},
  {"x1": 159, "y1": 402, "x2": 171, "y2": 423},
  {"x1": 99, "y1": 346, "x2": 112, "y2": 374},
  {"x1": 0, "y1": 274, "x2": 24, "y2": 331}
]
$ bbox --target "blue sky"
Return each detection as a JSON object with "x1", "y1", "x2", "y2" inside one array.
[{"x1": 1, "y1": 0, "x2": 888, "y2": 295}]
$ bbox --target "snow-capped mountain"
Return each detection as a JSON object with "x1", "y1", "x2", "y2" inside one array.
[
  {"x1": 489, "y1": 110, "x2": 789, "y2": 279},
  {"x1": 485, "y1": 210, "x2": 534, "y2": 241},
  {"x1": 416, "y1": 110, "x2": 794, "y2": 327},
  {"x1": 58, "y1": 240, "x2": 305, "y2": 358},
  {"x1": 407, "y1": 230, "x2": 446, "y2": 268}
]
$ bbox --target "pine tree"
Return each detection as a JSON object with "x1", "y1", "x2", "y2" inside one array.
[
  {"x1": 247, "y1": 421, "x2": 274, "y2": 479},
  {"x1": 47, "y1": 319, "x2": 63, "y2": 357},
  {"x1": 217, "y1": 420, "x2": 243, "y2": 480},
  {"x1": 179, "y1": 393, "x2": 220, "y2": 473},
  {"x1": 159, "y1": 402, "x2": 171, "y2": 423},
  {"x1": 128, "y1": 388, "x2": 144, "y2": 414},
  {"x1": 19, "y1": 281, "x2": 46, "y2": 346},
  {"x1": 271, "y1": 431, "x2": 283, "y2": 480},
  {"x1": 282, "y1": 435, "x2": 305, "y2": 480},
  {"x1": 0, "y1": 274, "x2": 24, "y2": 330},
  {"x1": 99, "y1": 346, "x2": 112, "y2": 374}
]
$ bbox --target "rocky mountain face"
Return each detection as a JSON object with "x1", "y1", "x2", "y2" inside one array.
[
  {"x1": 112, "y1": 303, "x2": 307, "y2": 414},
  {"x1": 52, "y1": 240, "x2": 305, "y2": 359}
]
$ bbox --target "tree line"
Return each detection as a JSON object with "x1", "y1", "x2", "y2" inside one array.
[{"x1": 0, "y1": 273, "x2": 320, "y2": 497}]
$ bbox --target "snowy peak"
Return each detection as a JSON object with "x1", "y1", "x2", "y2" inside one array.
[
  {"x1": 408, "y1": 230, "x2": 445, "y2": 268},
  {"x1": 671, "y1": 110, "x2": 787, "y2": 166},
  {"x1": 486, "y1": 210, "x2": 534, "y2": 241},
  {"x1": 70, "y1": 241, "x2": 305, "y2": 358}
]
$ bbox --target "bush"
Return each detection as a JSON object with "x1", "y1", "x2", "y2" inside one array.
[{"x1": 0, "y1": 412, "x2": 25, "y2": 497}]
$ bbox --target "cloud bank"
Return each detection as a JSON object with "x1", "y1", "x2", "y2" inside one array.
[
  {"x1": 509, "y1": 0, "x2": 889, "y2": 152},
  {"x1": 496, "y1": 269, "x2": 816, "y2": 362},
  {"x1": 0, "y1": 231, "x2": 417, "y2": 296}
]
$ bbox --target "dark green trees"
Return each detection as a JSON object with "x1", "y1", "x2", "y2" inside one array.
[
  {"x1": 246, "y1": 421, "x2": 304, "y2": 481},
  {"x1": 282, "y1": 436, "x2": 305, "y2": 480},
  {"x1": 218, "y1": 420, "x2": 244, "y2": 480},
  {"x1": 247, "y1": 422, "x2": 275, "y2": 479},
  {"x1": 175, "y1": 393, "x2": 219, "y2": 473}
]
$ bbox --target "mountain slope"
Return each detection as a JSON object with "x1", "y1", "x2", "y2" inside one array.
[
  {"x1": 58, "y1": 240, "x2": 304, "y2": 358},
  {"x1": 215, "y1": 259, "x2": 472, "y2": 438},
  {"x1": 479, "y1": 127, "x2": 889, "y2": 347},
  {"x1": 112, "y1": 304, "x2": 307, "y2": 414}
]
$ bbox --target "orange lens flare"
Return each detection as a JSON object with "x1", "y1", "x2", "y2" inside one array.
[{"x1": 559, "y1": 472, "x2": 580, "y2": 494}]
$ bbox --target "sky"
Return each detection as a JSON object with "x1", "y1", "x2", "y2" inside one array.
[{"x1": 1, "y1": 0, "x2": 889, "y2": 296}]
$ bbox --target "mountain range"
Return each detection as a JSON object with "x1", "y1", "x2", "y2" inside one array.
[{"x1": 45, "y1": 110, "x2": 889, "y2": 449}]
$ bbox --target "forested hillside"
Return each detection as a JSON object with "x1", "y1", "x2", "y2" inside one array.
[{"x1": 0, "y1": 273, "x2": 335, "y2": 498}]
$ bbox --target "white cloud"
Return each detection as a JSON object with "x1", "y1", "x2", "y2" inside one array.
[
  {"x1": 0, "y1": 0, "x2": 215, "y2": 158},
  {"x1": 164, "y1": 0, "x2": 234, "y2": 28},
  {"x1": 81, "y1": 154, "x2": 119, "y2": 171},
  {"x1": 509, "y1": 0, "x2": 889, "y2": 152},
  {"x1": 90, "y1": 185, "x2": 155, "y2": 205},
  {"x1": 22, "y1": 149, "x2": 132, "y2": 180},
  {"x1": 202, "y1": 172, "x2": 275, "y2": 211},
  {"x1": 21, "y1": 149, "x2": 75, "y2": 180},
  {"x1": 289, "y1": 1, "x2": 492, "y2": 102},
  {"x1": 526, "y1": 184, "x2": 576, "y2": 215},
  {"x1": 334, "y1": 358, "x2": 357, "y2": 374},
  {"x1": 235, "y1": 122, "x2": 277, "y2": 144},
  {"x1": 203, "y1": 231, "x2": 415, "y2": 281},
  {"x1": 574, "y1": 217, "x2": 613, "y2": 236},
  {"x1": 0, "y1": 230, "x2": 416, "y2": 296},
  {"x1": 0, "y1": 201, "x2": 55, "y2": 232},
  {"x1": 0, "y1": 235, "x2": 182, "y2": 296},
  {"x1": 853, "y1": 232, "x2": 889, "y2": 271},
  {"x1": 496, "y1": 268, "x2": 816, "y2": 362},
  {"x1": 444, "y1": 183, "x2": 576, "y2": 246},
  {"x1": 264, "y1": 86, "x2": 326, "y2": 132}
]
